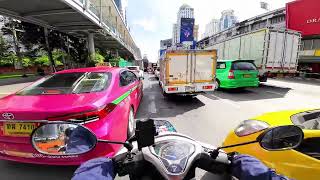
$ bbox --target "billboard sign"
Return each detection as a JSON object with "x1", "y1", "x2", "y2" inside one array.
[
  {"x1": 159, "y1": 49, "x2": 166, "y2": 60},
  {"x1": 286, "y1": 0, "x2": 320, "y2": 36},
  {"x1": 180, "y1": 18, "x2": 194, "y2": 42}
]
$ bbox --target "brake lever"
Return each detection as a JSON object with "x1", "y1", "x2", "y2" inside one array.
[
  {"x1": 227, "y1": 152, "x2": 240, "y2": 162},
  {"x1": 196, "y1": 152, "x2": 230, "y2": 175},
  {"x1": 113, "y1": 152, "x2": 129, "y2": 176},
  {"x1": 210, "y1": 149, "x2": 220, "y2": 159},
  {"x1": 113, "y1": 151, "x2": 144, "y2": 177}
]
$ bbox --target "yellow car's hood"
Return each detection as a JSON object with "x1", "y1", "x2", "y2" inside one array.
[
  {"x1": 252, "y1": 109, "x2": 316, "y2": 126},
  {"x1": 223, "y1": 109, "x2": 320, "y2": 180},
  {"x1": 253, "y1": 108, "x2": 320, "y2": 138}
]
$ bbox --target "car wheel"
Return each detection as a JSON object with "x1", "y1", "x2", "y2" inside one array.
[
  {"x1": 127, "y1": 107, "x2": 135, "y2": 139},
  {"x1": 215, "y1": 80, "x2": 220, "y2": 90},
  {"x1": 163, "y1": 91, "x2": 173, "y2": 99}
]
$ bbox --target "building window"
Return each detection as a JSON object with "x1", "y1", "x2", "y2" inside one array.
[
  {"x1": 252, "y1": 20, "x2": 267, "y2": 30},
  {"x1": 313, "y1": 39, "x2": 320, "y2": 49},
  {"x1": 303, "y1": 40, "x2": 313, "y2": 50},
  {"x1": 239, "y1": 26, "x2": 249, "y2": 34},
  {"x1": 271, "y1": 15, "x2": 285, "y2": 24}
]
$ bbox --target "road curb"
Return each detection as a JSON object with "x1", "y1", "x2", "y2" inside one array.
[{"x1": 0, "y1": 76, "x2": 42, "y2": 86}]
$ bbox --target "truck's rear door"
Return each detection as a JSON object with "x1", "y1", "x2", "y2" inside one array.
[
  {"x1": 283, "y1": 32, "x2": 300, "y2": 71},
  {"x1": 166, "y1": 51, "x2": 190, "y2": 84},
  {"x1": 266, "y1": 30, "x2": 285, "y2": 69},
  {"x1": 193, "y1": 51, "x2": 216, "y2": 83}
]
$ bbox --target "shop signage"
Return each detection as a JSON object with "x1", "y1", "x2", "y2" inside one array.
[{"x1": 306, "y1": 18, "x2": 320, "y2": 24}]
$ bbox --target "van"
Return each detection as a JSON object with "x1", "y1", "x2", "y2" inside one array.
[{"x1": 216, "y1": 60, "x2": 259, "y2": 89}]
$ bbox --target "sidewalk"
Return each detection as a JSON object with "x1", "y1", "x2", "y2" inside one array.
[
  {"x1": 0, "y1": 76, "x2": 42, "y2": 86},
  {"x1": 270, "y1": 76, "x2": 320, "y2": 86},
  {"x1": 265, "y1": 77, "x2": 320, "y2": 99}
]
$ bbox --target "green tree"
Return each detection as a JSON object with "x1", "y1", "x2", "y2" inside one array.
[
  {"x1": 0, "y1": 53, "x2": 15, "y2": 67},
  {"x1": 33, "y1": 50, "x2": 64, "y2": 66},
  {"x1": 0, "y1": 36, "x2": 13, "y2": 67},
  {"x1": 0, "y1": 36, "x2": 11, "y2": 57},
  {"x1": 1, "y1": 20, "x2": 93, "y2": 69}
]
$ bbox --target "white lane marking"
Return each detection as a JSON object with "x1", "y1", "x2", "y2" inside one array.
[
  {"x1": 266, "y1": 91, "x2": 285, "y2": 96},
  {"x1": 207, "y1": 93, "x2": 241, "y2": 109},
  {"x1": 148, "y1": 97, "x2": 157, "y2": 114}
]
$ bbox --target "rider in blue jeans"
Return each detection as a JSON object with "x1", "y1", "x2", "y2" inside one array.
[{"x1": 71, "y1": 155, "x2": 290, "y2": 180}]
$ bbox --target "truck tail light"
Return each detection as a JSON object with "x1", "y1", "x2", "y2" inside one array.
[
  {"x1": 228, "y1": 70, "x2": 235, "y2": 79},
  {"x1": 168, "y1": 87, "x2": 178, "y2": 92},
  {"x1": 48, "y1": 103, "x2": 117, "y2": 122},
  {"x1": 203, "y1": 85, "x2": 213, "y2": 89}
]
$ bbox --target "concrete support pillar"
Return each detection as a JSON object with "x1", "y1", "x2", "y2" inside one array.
[
  {"x1": 87, "y1": 33, "x2": 95, "y2": 63},
  {"x1": 115, "y1": 49, "x2": 119, "y2": 58},
  {"x1": 44, "y1": 28, "x2": 56, "y2": 72}
]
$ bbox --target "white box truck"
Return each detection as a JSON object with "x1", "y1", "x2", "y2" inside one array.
[
  {"x1": 159, "y1": 50, "x2": 217, "y2": 96},
  {"x1": 206, "y1": 28, "x2": 301, "y2": 82}
]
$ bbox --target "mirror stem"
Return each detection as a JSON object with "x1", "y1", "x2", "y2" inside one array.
[
  {"x1": 219, "y1": 140, "x2": 258, "y2": 150},
  {"x1": 98, "y1": 140, "x2": 133, "y2": 152},
  {"x1": 210, "y1": 140, "x2": 258, "y2": 159}
]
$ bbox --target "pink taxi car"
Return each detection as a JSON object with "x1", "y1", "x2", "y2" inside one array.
[{"x1": 0, "y1": 67, "x2": 143, "y2": 165}]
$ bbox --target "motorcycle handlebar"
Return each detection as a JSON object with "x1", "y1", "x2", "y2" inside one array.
[
  {"x1": 113, "y1": 150, "x2": 232, "y2": 178},
  {"x1": 195, "y1": 152, "x2": 231, "y2": 175},
  {"x1": 112, "y1": 140, "x2": 233, "y2": 178}
]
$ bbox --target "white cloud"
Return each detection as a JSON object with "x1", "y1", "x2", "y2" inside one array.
[
  {"x1": 122, "y1": 0, "x2": 128, "y2": 8},
  {"x1": 133, "y1": 18, "x2": 157, "y2": 32}
]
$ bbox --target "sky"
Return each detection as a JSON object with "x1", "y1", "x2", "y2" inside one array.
[{"x1": 127, "y1": 0, "x2": 294, "y2": 62}]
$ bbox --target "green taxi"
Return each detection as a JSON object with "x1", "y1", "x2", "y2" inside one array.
[{"x1": 215, "y1": 60, "x2": 259, "y2": 89}]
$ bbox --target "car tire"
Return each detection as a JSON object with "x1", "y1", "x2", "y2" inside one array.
[
  {"x1": 127, "y1": 107, "x2": 135, "y2": 139},
  {"x1": 215, "y1": 79, "x2": 220, "y2": 90},
  {"x1": 163, "y1": 91, "x2": 173, "y2": 99}
]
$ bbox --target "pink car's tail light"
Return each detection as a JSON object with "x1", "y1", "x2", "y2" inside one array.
[{"x1": 47, "y1": 103, "x2": 117, "y2": 122}]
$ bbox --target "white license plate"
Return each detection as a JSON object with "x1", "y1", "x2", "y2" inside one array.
[{"x1": 185, "y1": 86, "x2": 195, "y2": 91}]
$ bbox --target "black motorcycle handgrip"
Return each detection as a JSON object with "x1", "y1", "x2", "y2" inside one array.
[
  {"x1": 113, "y1": 152, "x2": 145, "y2": 177},
  {"x1": 195, "y1": 153, "x2": 230, "y2": 175}
]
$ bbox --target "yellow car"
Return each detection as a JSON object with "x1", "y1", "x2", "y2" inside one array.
[{"x1": 223, "y1": 109, "x2": 320, "y2": 180}]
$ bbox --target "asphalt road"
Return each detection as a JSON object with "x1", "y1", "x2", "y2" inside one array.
[{"x1": 0, "y1": 74, "x2": 320, "y2": 179}]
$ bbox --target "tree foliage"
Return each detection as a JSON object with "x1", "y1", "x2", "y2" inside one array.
[
  {"x1": 0, "y1": 20, "x2": 90, "y2": 68},
  {"x1": 33, "y1": 50, "x2": 64, "y2": 66},
  {"x1": 0, "y1": 36, "x2": 11, "y2": 56},
  {"x1": 0, "y1": 35, "x2": 14, "y2": 67}
]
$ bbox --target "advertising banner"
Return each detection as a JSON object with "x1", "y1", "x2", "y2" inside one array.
[
  {"x1": 159, "y1": 49, "x2": 166, "y2": 60},
  {"x1": 286, "y1": 0, "x2": 320, "y2": 36},
  {"x1": 180, "y1": 18, "x2": 194, "y2": 42}
]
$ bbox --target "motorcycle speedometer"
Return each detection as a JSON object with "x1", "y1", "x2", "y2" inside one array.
[
  {"x1": 159, "y1": 143, "x2": 191, "y2": 160},
  {"x1": 155, "y1": 140, "x2": 195, "y2": 175}
]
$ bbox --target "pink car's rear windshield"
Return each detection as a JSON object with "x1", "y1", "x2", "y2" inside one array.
[{"x1": 17, "y1": 72, "x2": 112, "y2": 95}]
